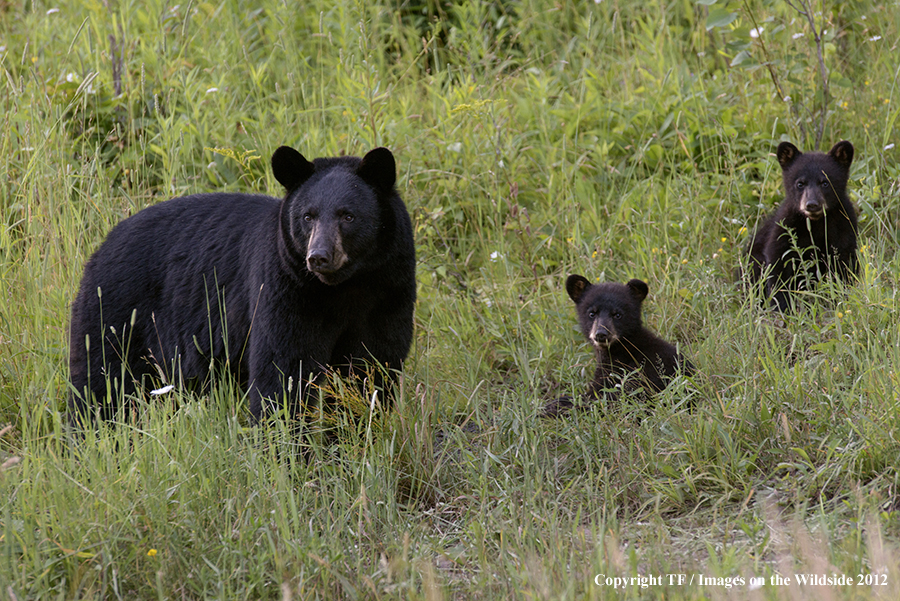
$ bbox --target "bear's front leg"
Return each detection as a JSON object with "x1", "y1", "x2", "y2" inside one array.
[
  {"x1": 764, "y1": 230, "x2": 800, "y2": 312},
  {"x1": 342, "y1": 290, "x2": 415, "y2": 408},
  {"x1": 246, "y1": 334, "x2": 328, "y2": 424},
  {"x1": 766, "y1": 276, "x2": 794, "y2": 312},
  {"x1": 587, "y1": 366, "x2": 622, "y2": 406},
  {"x1": 831, "y1": 243, "x2": 859, "y2": 283}
]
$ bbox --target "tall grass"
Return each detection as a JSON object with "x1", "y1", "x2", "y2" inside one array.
[{"x1": 1, "y1": 0, "x2": 900, "y2": 598}]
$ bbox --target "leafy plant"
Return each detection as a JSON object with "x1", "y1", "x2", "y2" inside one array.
[{"x1": 699, "y1": 0, "x2": 856, "y2": 149}]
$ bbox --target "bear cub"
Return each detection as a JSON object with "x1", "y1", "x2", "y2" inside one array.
[
  {"x1": 68, "y1": 146, "x2": 415, "y2": 428},
  {"x1": 544, "y1": 276, "x2": 694, "y2": 417},
  {"x1": 744, "y1": 140, "x2": 857, "y2": 311}
]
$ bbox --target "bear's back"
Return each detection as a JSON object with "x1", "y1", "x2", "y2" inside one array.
[{"x1": 76, "y1": 193, "x2": 279, "y2": 315}]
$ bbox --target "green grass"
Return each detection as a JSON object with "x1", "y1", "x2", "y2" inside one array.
[{"x1": 2, "y1": 0, "x2": 900, "y2": 598}]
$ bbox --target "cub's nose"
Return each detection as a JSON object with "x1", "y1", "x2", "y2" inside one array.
[
  {"x1": 589, "y1": 323, "x2": 613, "y2": 346},
  {"x1": 801, "y1": 190, "x2": 825, "y2": 218}
]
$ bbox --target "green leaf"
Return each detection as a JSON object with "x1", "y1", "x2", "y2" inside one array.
[
  {"x1": 730, "y1": 50, "x2": 757, "y2": 67},
  {"x1": 645, "y1": 143, "x2": 664, "y2": 164},
  {"x1": 810, "y1": 340, "x2": 838, "y2": 354},
  {"x1": 832, "y1": 74, "x2": 853, "y2": 89},
  {"x1": 791, "y1": 447, "x2": 812, "y2": 464},
  {"x1": 706, "y1": 8, "x2": 738, "y2": 30},
  {"x1": 696, "y1": 0, "x2": 719, "y2": 5}
]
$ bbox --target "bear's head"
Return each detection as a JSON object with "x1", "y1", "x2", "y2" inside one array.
[
  {"x1": 566, "y1": 275, "x2": 647, "y2": 348},
  {"x1": 271, "y1": 146, "x2": 397, "y2": 285},
  {"x1": 776, "y1": 140, "x2": 853, "y2": 221}
]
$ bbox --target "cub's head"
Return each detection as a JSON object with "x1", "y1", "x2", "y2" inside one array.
[
  {"x1": 271, "y1": 146, "x2": 397, "y2": 285},
  {"x1": 566, "y1": 275, "x2": 647, "y2": 348},
  {"x1": 776, "y1": 140, "x2": 853, "y2": 221}
]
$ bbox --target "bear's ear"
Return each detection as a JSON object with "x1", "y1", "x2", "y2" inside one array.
[
  {"x1": 566, "y1": 275, "x2": 591, "y2": 303},
  {"x1": 271, "y1": 146, "x2": 316, "y2": 192},
  {"x1": 357, "y1": 147, "x2": 396, "y2": 193},
  {"x1": 828, "y1": 140, "x2": 854, "y2": 169},
  {"x1": 776, "y1": 142, "x2": 802, "y2": 171},
  {"x1": 626, "y1": 279, "x2": 649, "y2": 302}
]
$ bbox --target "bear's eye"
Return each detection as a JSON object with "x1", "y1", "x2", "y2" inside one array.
[
  {"x1": 342, "y1": 213, "x2": 355, "y2": 223},
  {"x1": 611, "y1": 311, "x2": 622, "y2": 320},
  {"x1": 588, "y1": 310, "x2": 597, "y2": 319},
  {"x1": 821, "y1": 180, "x2": 830, "y2": 189},
  {"x1": 303, "y1": 212, "x2": 314, "y2": 223},
  {"x1": 796, "y1": 181, "x2": 805, "y2": 190}
]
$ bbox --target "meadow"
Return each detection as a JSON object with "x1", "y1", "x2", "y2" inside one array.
[{"x1": 1, "y1": 0, "x2": 900, "y2": 598}]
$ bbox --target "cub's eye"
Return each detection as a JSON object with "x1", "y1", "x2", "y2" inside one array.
[
  {"x1": 796, "y1": 181, "x2": 805, "y2": 190},
  {"x1": 303, "y1": 213, "x2": 314, "y2": 222},
  {"x1": 821, "y1": 180, "x2": 830, "y2": 189},
  {"x1": 342, "y1": 214, "x2": 355, "y2": 223},
  {"x1": 588, "y1": 311, "x2": 596, "y2": 319},
  {"x1": 611, "y1": 311, "x2": 622, "y2": 319}
]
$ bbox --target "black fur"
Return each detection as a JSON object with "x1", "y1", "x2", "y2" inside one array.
[
  {"x1": 544, "y1": 276, "x2": 693, "y2": 417},
  {"x1": 744, "y1": 140, "x2": 857, "y2": 311},
  {"x1": 68, "y1": 147, "x2": 415, "y2": 426}
]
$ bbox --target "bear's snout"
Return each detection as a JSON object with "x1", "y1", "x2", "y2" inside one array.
[
  {"x1": 306, "y1": 247, "x2": 349, "y2": 276},
  {"x1": 589, "y1": 320, "x2": 617, "y2": 346},
  {"x1": 306, "y1": 223, "x2": 349, "y2": 275},
  {"x1": 799, "y1": 188, "x2": 825, "y2": 219}
]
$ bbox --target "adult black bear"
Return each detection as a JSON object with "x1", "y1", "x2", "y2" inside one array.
[
  {"x1": 68, "y1": 146, "x2": 415, "y2": 427},
  {"x1": 744, "y1": 140, "x2": 857, "y2": 311},
  {"x1": 543, "y1": 276, "x2": 693, "y2": 417}
]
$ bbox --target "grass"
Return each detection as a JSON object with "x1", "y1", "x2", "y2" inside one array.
[{"x1": 1, "y1": 0, "x2": 900, "y2": 598}]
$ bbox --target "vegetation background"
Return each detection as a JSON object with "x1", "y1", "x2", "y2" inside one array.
[{"x1": 1, "y1": 0, "x2": 899, "y2": 598}]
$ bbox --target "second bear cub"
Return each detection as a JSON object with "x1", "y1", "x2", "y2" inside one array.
[
  {"x1": 553, "y1": 275, "x2": 693, "y2": 414},
  {"x1": 744, "y1": 140, "x2": 857, "y2": 311}
]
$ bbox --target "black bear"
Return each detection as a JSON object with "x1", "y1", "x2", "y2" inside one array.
[
  {"x1": 544, "y1": 276, "x2": 693, "y2": 417},
  {"x1": 743, "y1": 140, "x2": 857, "y2": 311},
  {"x1": 68, "y1": 146, "x2": 416, "y2": 427}
]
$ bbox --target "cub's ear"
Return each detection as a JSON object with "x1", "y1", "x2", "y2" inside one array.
[
  {"x1": 566, "y1": 274, "x2": 591, "y2": 303},
  {"x1": 626, "y1": 279, "x2": 649, "y2": 302},
  {"x1": 357, "y1": 147, "x2": 396, "y2": 193},
  {"x1": 776, "y1": 142, "x2": 802, "y2": 171},
  {"x1": 828, "y1": 140, "x2": 854, "y2": 169},
  {"x1": 271, "y1": 146, "x2": 316, "y2": 192}
]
